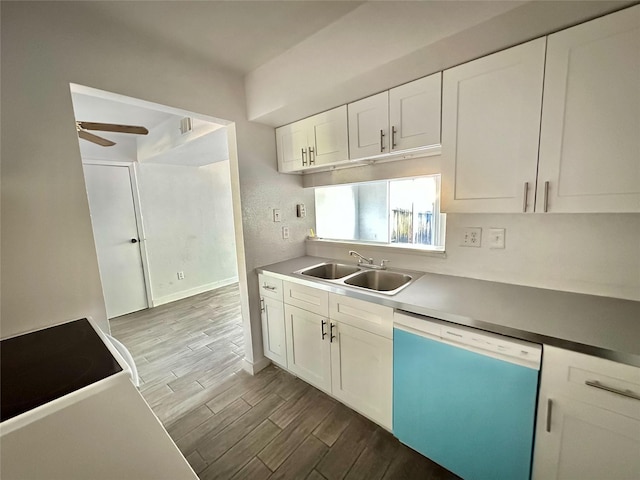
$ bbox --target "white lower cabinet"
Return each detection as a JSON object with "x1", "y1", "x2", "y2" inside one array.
[
  {"x1": 261, "y1": 274, "x2": 393, "y2": 430},
  {"x1": 330, "y1": 321, "x2": 393, "y2": 430},
  {"x1": 284, "y1": 303, "x2": 332, "y2": 393},
  {"x1": 533, "y1": 346, "x2": 640, "y2": 480},
  {"x1": 260, "y1": 296, "x2": 287, "y2": 368}
]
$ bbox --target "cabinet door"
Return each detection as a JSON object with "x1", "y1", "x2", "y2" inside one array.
[
  {"x1": 330, "y1": 322, "x2": 392, "y2": 430},
  {"x1": 389, "y1": 73, "x2": 441, "y2": 151},
  {"x1": 348, "y1": 91, "x2": 389, "y2": 159},
  {"x1": 276, "y1": 120, "x2": 309, "y2": 173},
  {"x1": 532, "y1": 395, "x2": 640, "y2": 480},
  {"x1": 307, "y1": 106, "x2": 349, "y2": 167},
  {"x1": 261, "y1": 297, "x2": 287, "y2": 367},
  {"x1": 284, "y1": 304, "x2": 331, "y2": 393},
  {"x1": 441, "y1": 38, "x2": 545, "y2": 213},
  {"x1": 536, "y1": 5, "x2": 640, "y2": 213}
]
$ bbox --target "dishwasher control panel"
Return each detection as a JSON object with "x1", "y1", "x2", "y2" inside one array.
[{"x1": 394, "y1": 311, "x2": 542, "y2": 369}]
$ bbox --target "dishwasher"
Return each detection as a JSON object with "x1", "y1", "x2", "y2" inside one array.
[{"x1": 393, "y1": 311, "x2": 542, "y2": 480}]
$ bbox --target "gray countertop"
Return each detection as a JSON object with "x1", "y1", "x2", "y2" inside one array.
[{"x1": 258, "y1": 256, "x2": 640, "y2": 367}]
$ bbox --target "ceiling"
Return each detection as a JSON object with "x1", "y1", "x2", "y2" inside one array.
[
  {"x1": 68, "y1": 1, "x2": 634, "y2": 129},
  {"x1": 72, "y1": 1, "x2": 364, "y2": 74},
  {"x1": 71, "y1": 91, "x2": 227, "y2": 166}
]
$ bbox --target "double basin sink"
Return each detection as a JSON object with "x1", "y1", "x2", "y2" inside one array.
[{"x1": 295, "y1": 262, "x2": 414, "y2": 296}]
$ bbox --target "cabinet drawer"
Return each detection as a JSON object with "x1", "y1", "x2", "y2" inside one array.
[
  {"x1": 283, "y1": 281, "x2": 329, "y2": 317},
  {"x1": 329, "y1": 293, "x2": 393, "y2": 339},
  {"x1": 259, "y1": 274, "x2": 283, "y2": 301},
  {"x1": 542, "y1": 346, "x2": 640, "y2": 420}
]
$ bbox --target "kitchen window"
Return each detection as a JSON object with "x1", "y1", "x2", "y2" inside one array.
[{"x1": 314, "y1": 175, "x2": 445, "y2": 250}]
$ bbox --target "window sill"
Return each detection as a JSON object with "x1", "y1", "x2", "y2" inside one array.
[{"x1": 305, "y1": 237, "x2": 447, "y2": 258}]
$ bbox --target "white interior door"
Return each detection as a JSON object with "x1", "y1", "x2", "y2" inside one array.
[{"x1": 84, "y1": 163, "x2": 148, "y2": 318}]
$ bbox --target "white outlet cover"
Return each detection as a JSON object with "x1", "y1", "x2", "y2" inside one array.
[
  {"x1": 462, "y1": 227, "x2": 482, "y2": 247},
  {"x1": 282, "y1": 226, "x2": 289, "y2": 239},
  {"x1": 489, "y1": 228, "x2": 506, "y2": 249}
]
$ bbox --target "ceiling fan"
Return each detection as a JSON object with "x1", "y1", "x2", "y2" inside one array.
[{"x1": 76, "y1": 121, "x2": 149, "y2": 147}]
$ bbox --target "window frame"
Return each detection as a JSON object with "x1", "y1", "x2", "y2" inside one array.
[{"x1": 313, "y1": 175, "x2": 445, "y2": 252}]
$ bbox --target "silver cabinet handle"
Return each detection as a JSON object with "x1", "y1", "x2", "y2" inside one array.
[
  {"x1": 260, "y1": 298, "x2": 265, "y2": 313},
  {"x1": 309, "y1": 146, "x2": 315, "y2": 165},
  {"x1": 380, "y1": 129, "x2": 385, "y2": 152},
  {"x1": 301, "y1": 148, "x2": 307, "y2": 167},
  {"x1": 523, "y1": 182, "x2": 529, "y2": 213},
  {"x1": 330, "y1": 322, "x2": 336, "y2": 343},
  {"x1": 585, "y1": 380, "x2": 640, "y2": 401},
  {"x1": 263, "y1": 285, "x2": 276, "y2": 291},
  {"x1": 546, "y1": 398, "x2": 553, "y2": 432},
  {"x1": 321, "y1": 319, "x2": 327, "y2": 340},
  {"x1": 391, "y1": 126, "x2": 397, "y2": 149},
  {"x1": 544, "y1": 181, "x2": 550, "y2": 213}
]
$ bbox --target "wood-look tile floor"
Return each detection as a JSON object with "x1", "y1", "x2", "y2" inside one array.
[{"x1": 110, "y1": 284, "x2": 459, "y2": 480}]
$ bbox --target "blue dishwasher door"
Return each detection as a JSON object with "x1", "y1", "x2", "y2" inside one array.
[{"x1": 393, "y1": 327, "x2": 539, "y2": 480}]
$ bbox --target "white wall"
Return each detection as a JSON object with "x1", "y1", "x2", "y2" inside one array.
[
  {"x1": 307, "y1": 212, "x2": 640, "y2": 301},
  {"x1": 137, "y1": 162, "x2": 238, "y2": 305},
  {"x1": 0, "y1": 2, "x2": 315, "y2": 371},
  {"x1": 247, "y1": 1, "x2": 633, "y2": 126}
]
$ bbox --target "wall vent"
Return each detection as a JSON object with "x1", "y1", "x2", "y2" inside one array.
[{"x1": 180, "y1": 117, "x2": 193, "y2": 135}]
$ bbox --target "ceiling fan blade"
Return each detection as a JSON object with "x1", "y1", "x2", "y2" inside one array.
[
  {"x1": 78, "y1": 129, "x2": 116, "y2": 147},
  {"x1": 77, "y1": 121, "x2": 149, "y2": 135}
]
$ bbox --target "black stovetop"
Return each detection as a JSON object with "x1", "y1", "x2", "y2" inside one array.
[{"x1": 1, "y1": 318, "x2": 122, "y2": 422}]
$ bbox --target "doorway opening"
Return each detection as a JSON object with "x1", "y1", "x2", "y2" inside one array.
[{"x1": 70, "y1": 84, "x2": 249, "y2": 380}]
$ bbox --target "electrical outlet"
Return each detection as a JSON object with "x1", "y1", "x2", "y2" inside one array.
[
  {"x1": 489, "y1": 228, "x2": 506, "y2": 249},
  {"x1": 177, "y1": 271, "x2": 185, "y2": 280},
  {"x1": 282, "y1": 226, "x2": 290, "y2": 239},
  {"x1": 462, "y1": 227, "x2": 482, "y2": 247},
  {"x1": 273, "y1": 209, "x2": 281, "y2": 222}
]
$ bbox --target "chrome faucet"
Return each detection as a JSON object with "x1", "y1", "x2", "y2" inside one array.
[
  {"x1": 349, "y1": 250, "x2": 388, "y2": 270},
  {"x1": 349, "y1": 250, "x2": 373, "y2": 265}
]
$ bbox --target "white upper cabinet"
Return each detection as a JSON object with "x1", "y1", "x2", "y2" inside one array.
[
  {"x1": 348, "y1": 74, "x2": 441, "y2": 161},
  {"x1": 348, "y1": 91, "x2": 389, "y2": 159},
  {"x1": 441, "y1": 38, "x2": 546, "y2": 213},
  {"x1": 276, "y1": 106, "x2": 348, "y2": 173},
  {"x1": 536, "y1": 5, "x2": 640, "y2": 213},
  {"x1": 389, "y1": 73, "x2": 441, "y2": 152},
  {"x1": 276, "y1": 121, "x2": 308, "y2": 173}
]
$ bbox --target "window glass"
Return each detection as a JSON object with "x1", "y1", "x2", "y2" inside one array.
[{"x1": 314, "y1": 175, "x2": 444, "y2": 249}]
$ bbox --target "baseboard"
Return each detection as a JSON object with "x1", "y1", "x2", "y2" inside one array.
[
  {"x1": 243, "y1": 356, "x2": 271, "y2": 375},
  {"x1": 152, "y1": 277, "x2": 239, "y2": 307}
]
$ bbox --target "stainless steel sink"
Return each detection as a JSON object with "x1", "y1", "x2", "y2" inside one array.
[
  {"x1": 344, "y1": 270, "x2": 412, "y2": 293},
  {"x1": 299, "y1": 263, "x2": 361, "y2": 280}
]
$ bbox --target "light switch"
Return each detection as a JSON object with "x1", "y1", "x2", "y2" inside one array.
[
  {"x1": 296, "y1": 204, "x2": 306, "y2": 218},
  {"x1": 489, "y1": 228, "x2": 506, "y2": 249},
  {"x1": 273, "y1": 209, "x2": 281, "y2": 222}
]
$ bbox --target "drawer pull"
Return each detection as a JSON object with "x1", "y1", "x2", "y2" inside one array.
[
  {"x1": 263, "y1": 285, "x2": 277, "y2": 291},
  {"x1": 260, "y1": 298, "x2": 265, "y2": 312},
  {"x1": 543, "y1": 181, "x2": 550, "y2": 213},
  {"x1": 546, "y1": 398, "x2": 553, "y2": 433},
  {"x1": 330, "y1": 322, "x2": 336, "y2": 343},
  {"x1": 321, "y1": 320, "x2": 327, "y2": 340},
  {"x1": 585, "y1": 380, "x2": 640, "y2": 401}
]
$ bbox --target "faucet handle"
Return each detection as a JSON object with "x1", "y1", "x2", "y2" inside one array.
[{"x1": 380, "y1": 259, "x2": 389, "y2": 269}]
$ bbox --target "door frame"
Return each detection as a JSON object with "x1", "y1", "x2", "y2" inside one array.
[{"x1": 82, "y1": 159, "x2": 154, "y2": 309}]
